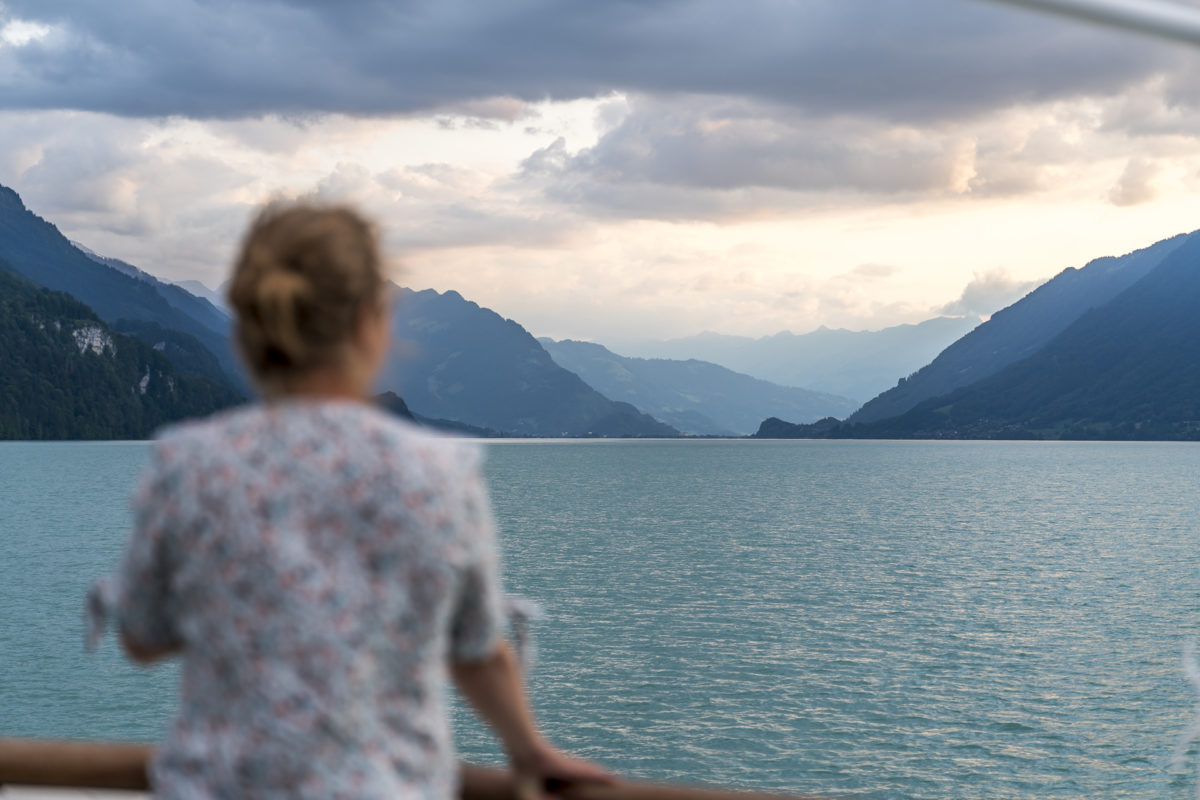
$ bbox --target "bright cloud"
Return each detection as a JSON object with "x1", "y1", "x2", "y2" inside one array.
[
  {"x1": 939, "y1": 269, "x2": 1041, "y2": 318},
  {"x1": 0, "y1": 18, "x2": 51, "y2": 47}
]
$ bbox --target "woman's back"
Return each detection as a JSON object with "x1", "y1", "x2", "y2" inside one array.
[
  {"x1": 123, "y1": 400, "x2": 503, "y2": 799},
  {"x1": 101, "y1": 202, "x2": 608, "y2": 800}
]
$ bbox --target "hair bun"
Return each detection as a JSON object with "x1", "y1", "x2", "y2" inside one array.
[{"x1": 255, "y1": 267, "x2": 314, "y2": 368}]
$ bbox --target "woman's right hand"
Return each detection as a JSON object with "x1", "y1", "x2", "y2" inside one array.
[
  {"x1": 510, "y1": 739, "x2": 615, "y2": 800},
  {"x1": 453, "y1": 644, "x2": 614, "y2": 797}
]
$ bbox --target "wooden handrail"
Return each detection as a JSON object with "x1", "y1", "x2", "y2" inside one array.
[
  {"x1": 0, "y1": 739, "x2": 828, "y2": 800},
  {"x1": 0, "y1": 739, "x2": 151, "y2": 791}
]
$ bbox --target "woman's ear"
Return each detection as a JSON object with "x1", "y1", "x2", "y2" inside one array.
[{"x1": 356, "y1": 299, "x2": 392, "y2": 372}]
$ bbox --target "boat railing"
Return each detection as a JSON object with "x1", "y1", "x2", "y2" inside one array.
[{"x1": 0, "y1": 739, "x2": 830, "y2": 800}]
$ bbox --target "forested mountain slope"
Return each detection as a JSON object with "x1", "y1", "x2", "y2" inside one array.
[
  {"x1": 758, "y1": 231, "x2": 1200, "y2": 440},
  {"x1": 0, "y1": 266, "x2": 241, "y2": 439},
  {"x1": 0, "y1": 185, "x2": 245, "y2": 389},
  {"x1": 849, "y1": 232, "x2": 1193, "y2": 423}
]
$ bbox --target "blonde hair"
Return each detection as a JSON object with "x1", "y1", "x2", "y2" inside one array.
[{"x1": 228, "y1": 203, "x2": 385, "y2": 387}]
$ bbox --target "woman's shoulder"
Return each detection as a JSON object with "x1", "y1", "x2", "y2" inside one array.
[
  {"x1": 150, "y1": 402, "x2": 263, "y2": 454},
  {"x1": 152, "y1": 400, "x2": 482, "y2": 472},
  {"x1": 355, "y1": 404, "x2": 484, "y2": 476}
]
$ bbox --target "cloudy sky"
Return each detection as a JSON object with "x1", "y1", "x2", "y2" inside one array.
[{"x1": 3, "y1": 0, "x2": 1200, "y2": 342}]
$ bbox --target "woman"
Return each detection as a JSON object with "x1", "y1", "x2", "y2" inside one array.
[{"x1": 103, "y1": 203, "x2": 610, "y2": 799}]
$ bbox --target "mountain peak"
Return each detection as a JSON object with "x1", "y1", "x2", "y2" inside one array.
[{"x1": 0, "y1": 184, "x2": 26, "y2": 213}]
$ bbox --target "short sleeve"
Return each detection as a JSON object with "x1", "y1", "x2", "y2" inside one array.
[
  {"x1": 116, "y1": 442, "x2": 183, "y2": 651},
  {"x1": 448, "y1": 445, "x2": 506, "y2": 662}
]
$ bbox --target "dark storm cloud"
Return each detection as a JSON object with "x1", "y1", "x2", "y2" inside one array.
[
  {"x1": 518, "y1": 95, "x2": 975, "y2": 215},
  {"x1": 0, "y1": 0, "x2": 1188, "y2": 122}
]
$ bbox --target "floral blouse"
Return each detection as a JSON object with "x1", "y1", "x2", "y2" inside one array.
[{"x1": 99, "y1": 400, "x2": 506, "y2": 800}]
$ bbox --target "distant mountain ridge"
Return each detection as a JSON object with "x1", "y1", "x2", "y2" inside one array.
[
  {"x1": 612, "y1": 315, "x2": 980, "y2": 403},
  {"x1": 756, "y1": 229, "x2": 1200, "y2": 440},
  {"x1": 173, "y1": 279, "x2": 228, "y2": 312},
  {"x1": 540, "y1": 338, "x2": 858, "y2": 435},
  {"x1": 74, "y1": 245, "x2": 233, "y2": 341}
]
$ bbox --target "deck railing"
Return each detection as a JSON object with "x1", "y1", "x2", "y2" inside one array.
[{"x1": 0, "y1": 739, "x2": 828, "y2": 800}]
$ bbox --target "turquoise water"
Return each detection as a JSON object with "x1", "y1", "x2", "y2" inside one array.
[{"x1": 3, "y1": 439, "x2": 1200, "y2": 798}]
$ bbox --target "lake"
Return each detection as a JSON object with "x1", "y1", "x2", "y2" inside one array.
[{"x1": 2, "y1": 439, "x2": 1200, "y2": 799}]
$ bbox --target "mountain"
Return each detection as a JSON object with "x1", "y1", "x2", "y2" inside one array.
[
  {"x1": 74, "y1": 246, "x2": 233, "y2": 343},
  {"x1": 849, "y1": 232, "x2": 1192, "y2": 424},
  {"x1": 756, "y1": 231, "x2": 1200, "y2": 441},
  {"x1": 108, "y1": 318, "x2": 232, "y2": 385},
  {"x1": 173, "y1": 279, "x2": 229, "y2": 313},
  {"x1": 0, "y1": 265, "x2": 242, "y2": 439},
  {"x1": 374, "y1": 391, "x2": 503, "y2": 437},
  {"x1": 69, "y1": 241, "x2": 233, "y2": 344},
  {"x1": 539, "y1": 338, "x2": 858, "y2": 435},
  {"x1": 378, "y1": 288, "x2": 680, "y2": 437},
  {"x1": 0, "y1": 185, "x2": 676, "y2": 437},
  {"x1": 0, "y1": 185, "x2": 244, "y2": 389},
  {"x1": 611, "y1": 316, "x2": 980, "y2": 404}
]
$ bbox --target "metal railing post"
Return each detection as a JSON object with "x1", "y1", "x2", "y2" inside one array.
[{"x1": 980, "y1": 0, "x2": 1200, "y2": 46}]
